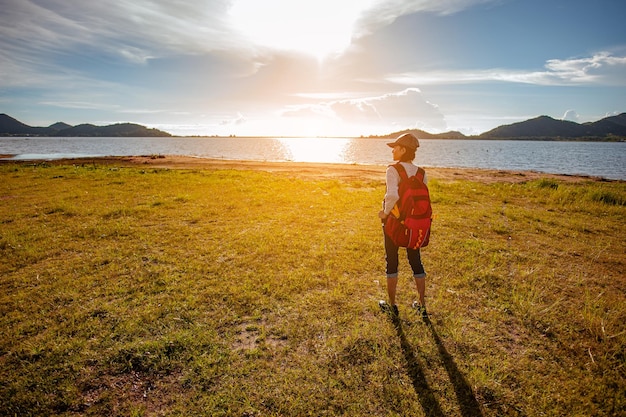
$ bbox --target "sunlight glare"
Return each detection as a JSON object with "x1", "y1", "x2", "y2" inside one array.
[
  {"x1": 279, "y1": 137, "x2": 350, "y2": 163},
  {"x1": 228, "y1": 0, "x2": 375, "y2": 60}
]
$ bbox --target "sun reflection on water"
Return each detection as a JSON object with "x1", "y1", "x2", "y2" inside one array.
[{"x1": 277, "y1": 137, "x2": 351, "y2": 163}]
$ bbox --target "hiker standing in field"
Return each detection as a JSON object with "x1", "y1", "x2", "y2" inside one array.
[{"x1": 378, "y1": 133, "x2": 428, "y2": 317}]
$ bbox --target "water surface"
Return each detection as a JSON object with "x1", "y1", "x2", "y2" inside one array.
[{"x1": 1, "y1": 137, "x2": 623, "y2": 180}]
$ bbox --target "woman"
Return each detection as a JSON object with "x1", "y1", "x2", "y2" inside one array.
[{"x1": 378, "y1": 133, "x2": 427, "y2": 317}]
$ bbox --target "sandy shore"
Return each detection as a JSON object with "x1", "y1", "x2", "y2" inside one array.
[{"x1": 0, "y1": 154, "x2": 614, "y2": 183}]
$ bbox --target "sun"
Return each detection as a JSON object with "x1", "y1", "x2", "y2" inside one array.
[{"x1": 228, "y1": 0, "x2": 373, "y2": 60}]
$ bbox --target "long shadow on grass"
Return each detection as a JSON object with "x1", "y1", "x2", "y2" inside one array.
[
  {"x1": 391, "y1": 315, "x2": 483, "y2": 417},
  {"x1": 423, "y1": 315, "x2": 483, "y2": 417},
  {"x1": 391, "y1": 315, "x2": 445, "y2": 417}
]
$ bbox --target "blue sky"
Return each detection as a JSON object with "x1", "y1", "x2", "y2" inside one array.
[{"x1": 1, "y1": 0, "x2": 625, "y2": 136}]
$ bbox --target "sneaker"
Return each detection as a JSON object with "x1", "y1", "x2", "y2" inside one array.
[
  {"x1": 412, "y1": 301, "x2": 428, "y2": 318},
  {"x1": 379, "y1": 300, "x2": 399, "y2": 316}
]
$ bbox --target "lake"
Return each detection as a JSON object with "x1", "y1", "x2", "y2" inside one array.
[{"x1": 1, "y1": 136, "x2": 624, "y2": 180}]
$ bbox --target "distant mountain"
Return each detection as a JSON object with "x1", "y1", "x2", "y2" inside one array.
[
  {"x1": 372, "y1": 128, "x2": 467, "y2": 140},
  {"x1": 479, "y1": 113, "x2": 626, "y2": 140},
  {"x1": 0, "y1": 114, "x2": 171, "y2": 137},
  {"x1": 48, "y1": 122, "x2": 72, "y2": 131},
  {"x1": 56, "y1": 122, "x2": 171, "y2": 137},
  {"x1": 0, "y1": 114, "x2": 33, "y2": 134},
  {"x1": 583, "y1": 113, "x2": 626, "y2": 136},
  {"x1": 381, "y1": 113, "x2": 625, "y2": 141}
]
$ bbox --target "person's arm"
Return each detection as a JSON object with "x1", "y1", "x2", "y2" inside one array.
[{"x1": 379, "y1": 166, "x2": 400, "y2": 219}]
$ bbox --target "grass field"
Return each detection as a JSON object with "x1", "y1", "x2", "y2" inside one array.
[{"x1": 1, "y1": 161, "x2": 624, "y2": 416}]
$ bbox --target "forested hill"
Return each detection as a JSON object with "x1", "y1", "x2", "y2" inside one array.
[
  {"x1": 479, "y1": 113, "x2": 626, "y2": 140},
  {"x1": 379, "y1": 113, "x2": 626, "y2": 141},
  {"x1": 0, "y1": 114, "x2": 171, "y2": 137}
]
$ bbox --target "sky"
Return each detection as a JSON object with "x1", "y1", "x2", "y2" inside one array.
[{"x1": 1, "y1": 0, "x2": 625, "y2": 137}]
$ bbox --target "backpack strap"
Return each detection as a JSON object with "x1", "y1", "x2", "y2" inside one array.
[
  {"x1": 393, "y1": 163, "x2": 425, "y2": 182},
  {"x1": 392, "y1": 163, "x2": 409, "y2": 182},
  {"x1": 416, "y1": 167, "x2": 425, "y2": 182}
]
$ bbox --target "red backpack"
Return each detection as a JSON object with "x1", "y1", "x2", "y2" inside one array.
[{"x1": 384, "y1": 163, "x2": 432, "y2": 249}]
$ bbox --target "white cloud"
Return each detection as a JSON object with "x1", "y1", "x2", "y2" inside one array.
[
  {"x1": 0, "y1": 0, "x2": 506, "y2": 91},
  {"x1": 226, "y1": 0, "x2": 498, "y2": 59},
  {"x1": 0, "y1": 0, "x2": 240, "y2": 62},
  {"x1": 387, "y1": 52, "x2": 626, "y2": 86},
  {"x1": 561, "y1": 110, "x2": 580, "y2": 123},
  {"x1": 118, "y1": 47, "x2": 155, "y2": 65},
  {"x1": 220, "y1": 113, "x2": 247, "y2": 126},
  {"x1": 1, "y1": 0, "x2": 500, "y2": 65},
  {"x1": 281, "y1": 88, "x2": 447, "y2": 132},
  {"x1": 355, "y1": 0, "x2": 497, "y2": 37},
  {"x1": 543, "y1": 52, "x2": 626, "y2": 85},
  {"x1": 38, "y1": 101, "x2": 120, "y2": 111}
]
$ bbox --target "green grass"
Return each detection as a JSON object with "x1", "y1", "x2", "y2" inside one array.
[{"x1": 1, "y1": 162, "x2": 624, "y2": 416}]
